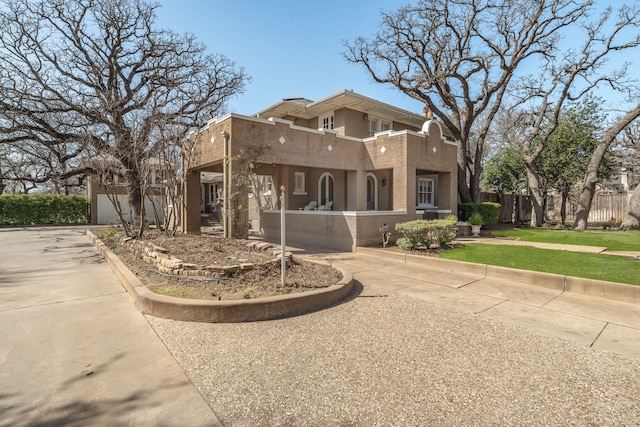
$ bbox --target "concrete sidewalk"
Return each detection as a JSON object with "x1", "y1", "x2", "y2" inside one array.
[
  {"x1": 292, "y1": 245, "x2": 640, "y2": 360},
  {"x1": 0, "y1": 227, "x2": 221, "y2": 427}
]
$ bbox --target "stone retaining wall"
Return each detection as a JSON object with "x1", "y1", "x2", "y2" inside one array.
[
  {"x1": 119, "y1": 237, "x2": 291, "y2": 278},
  {"x1": 87, "y1": 230, "x2": 355, "y2": 322}
]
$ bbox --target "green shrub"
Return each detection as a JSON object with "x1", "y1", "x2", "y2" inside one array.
[
  {"x1": 395, "y1": 219, "x2": 458, "y2": 250},
  {"x1": 458, "y1": 202, "x2": 501, "y2": 224},
  {"x1": 395, "y1": 220, "x2": 425, "y2": 249},
  {"x1": 0, "y1": 194, "x2": 89, "y2": 225},
  {"x1": 468, "y1": 212, "x2": 484, "y2": 225},
  {"x1": 445, "y1": 214, "x2": 458, "y2": 223}
]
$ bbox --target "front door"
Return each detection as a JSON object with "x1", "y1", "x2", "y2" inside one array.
[{"x1": 366, "y1": 173, "x2": 378, "y2": 210}]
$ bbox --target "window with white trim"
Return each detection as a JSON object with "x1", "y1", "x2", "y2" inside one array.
[
  {"x1": 318, "y1": 172, "x2": 334, "y2": 207},
  {"x1": 319, "y1": 112, "x2": 334, "y2": 130},
  {"x1": 209, "y1": 184, "x2": 218, "y2": 204},
  {"x1": 368, "y1": 117, "x2": 392, "y2": 136},
  {"x1": 150, "y1": 169, "x2": 163, "y2": 187},
  {"x1": 417, "y1": 178, "x2": 435, "y2": 207},
  {"x1": 263, "y1": 176, "x2": 273, "y2": 196},
  {"x1": 109, "y1": 173, "x2": 126, "y2": 186},
  {"x1": 366, "y1": 172, "x2": 378, "y2": 210},
  {"x1": 294, "y1": 172, "x2": 306, "y2": 195}
]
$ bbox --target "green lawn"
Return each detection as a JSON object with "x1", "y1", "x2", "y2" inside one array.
[
  {"x1": 440, "y1": 244, "x2": 640, "y2": 285},
  {"x1": 491, "y1": 228, "x2": 640, "y2": 251}
]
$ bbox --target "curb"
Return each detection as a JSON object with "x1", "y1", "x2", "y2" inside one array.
[
  {"x1": 87, "y1": 230, "x2": 354, "y2": 323},
  {"x1": 356, "y1": 247, "x2": 640, "y2": 304}
]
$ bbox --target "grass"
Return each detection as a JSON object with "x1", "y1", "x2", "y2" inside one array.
[
  {"x1": 440, "y1": 244, "x2": 640, "y2": 285},
  {"x1": 491, "y1": 228, "x2": 640, "y2": 251}
]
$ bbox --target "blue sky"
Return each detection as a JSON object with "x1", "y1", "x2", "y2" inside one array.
[
  {"x1": 155, "y1": 1, "x2": 635, "y2": 117},
  {"x1": 156, "y1": 0, "x2": 424, "y2": 115}
]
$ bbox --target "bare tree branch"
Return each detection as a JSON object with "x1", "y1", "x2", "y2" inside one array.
[
  {"x1": 345, "y1": 0, "x2": 639, "y2": 206},
  {"x1": 0, "y1": 0, "x2": 248, "y2": 233}
]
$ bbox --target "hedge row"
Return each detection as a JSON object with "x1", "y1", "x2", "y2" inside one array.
[
  {"x1": 458, "y1": 202, "x2": 501, "y2": 224},
  {"x1": 0, "y1": 194, "x2": 89, "y2": 225}
]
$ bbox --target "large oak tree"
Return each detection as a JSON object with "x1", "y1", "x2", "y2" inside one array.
[
  {"x1": 0, "y1": 0, "x2": 247, "y2": 231},
  {"x1": 345, "y1": 0, "x2": 640, "y2": 214},
  {"x1": 573, "y1": 102, "x2": 640, "y2": 229}
]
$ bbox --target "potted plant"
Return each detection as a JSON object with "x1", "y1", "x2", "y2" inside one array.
[{"x1": 468, "y1": 212, "x2": 484, "y2": 237}]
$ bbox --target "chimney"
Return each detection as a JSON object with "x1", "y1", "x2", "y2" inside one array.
[{"x1": 423, "y1": 106, "x2": 433, "y2": 119}]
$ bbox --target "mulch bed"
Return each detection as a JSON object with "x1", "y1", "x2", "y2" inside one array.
[{"x1": 99, "y1": 229, "x2": 341, "y2": 300}]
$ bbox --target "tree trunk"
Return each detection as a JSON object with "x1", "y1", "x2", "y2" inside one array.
[
  {"x1": 457, "y1": 157, "x2": 473, "y2": 203},
  {"x1": 125, "y1": 169, "x2": 143, "y2": 233},
  {"x1": 560, "y1": 191, "x2": 568, "y2": 225},
  {"x1": 526, "y1": 165, "x2": 545, "y2": 227},
  {"x1": 469, "y1": 166, "x2": 482, "y2": 202},
  {"x1": 622, "y1": 184, "x2": 640, "y2": 229},
  {"x1": 572, "y1": 147, "x2": 602, "y2": 230}
]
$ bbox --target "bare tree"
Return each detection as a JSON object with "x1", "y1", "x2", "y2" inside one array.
[
  {"x1": 0, "y1": 139, "x2": 89, "y2": 194},
  {"x1": 0, "y1": 0, "x2": 247, "y2": 234},
  {"x1": 345, "y1": 0, "x2": 594, "y2": 203},
  {"x1": 516, "y1": 2, "x2": 640, "y2": 225},
  {"x1": 574, "y1": 105, "x2": 640, "y2": 229}
]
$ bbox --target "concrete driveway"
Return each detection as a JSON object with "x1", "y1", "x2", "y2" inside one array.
[
  {"x1": 0, "y1": 226, "x2": 221, "y2": 427},
  {"x1": 296, "y1": 246, "x2": 640, "y2": 360}
]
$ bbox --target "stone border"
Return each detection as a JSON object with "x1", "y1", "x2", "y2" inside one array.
[
  {"x1": 87, "y1": 230, "x2": 354, "y2": 323},
  {"x1": 357, "y1": 247, "x2": 640, "y2": 304},
  {"x1": 119, "y1": 236, "x2": 289, "y2": 277}
]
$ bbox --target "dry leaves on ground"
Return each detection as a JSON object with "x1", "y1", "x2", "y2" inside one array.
[{"x1": 99, "y1": 229, "x2": 341, "y2": 300}]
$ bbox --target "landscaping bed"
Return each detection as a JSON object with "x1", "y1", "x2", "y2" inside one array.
[{"x1": 99, "y1": 229, "x2": 341, "y2": 300}]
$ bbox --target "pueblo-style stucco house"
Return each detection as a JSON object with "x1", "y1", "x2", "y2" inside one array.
[{"x1": 184, "y1": 89, "x2": 458, "y2": 251}]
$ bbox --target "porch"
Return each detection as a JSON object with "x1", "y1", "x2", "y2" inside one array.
[{"x1": 260, "y1": 208, "x2": 452, "y2": 252}]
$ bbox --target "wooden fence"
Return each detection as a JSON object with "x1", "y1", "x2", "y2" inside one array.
[
  {"x1": 481, "y1": 191, "x2": 629, "y2": 224},
  {"x1": 481, "y1": 193, "x2": 531, "y2": 223},
  {"x1": 562, "y1": 192, "x2": 629, "y2": 223}
]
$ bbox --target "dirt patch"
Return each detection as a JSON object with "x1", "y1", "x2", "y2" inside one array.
[{"x1": 98, "y1": 229, "x2": 340, "y2": 300}]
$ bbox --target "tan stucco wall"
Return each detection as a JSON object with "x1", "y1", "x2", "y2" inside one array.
[
  {"x1": 187, "y1": 113, "x2": 459, "y2": 239},
  {"x1": 261, "y1": 210, "x2": 424, "y2": 252}
]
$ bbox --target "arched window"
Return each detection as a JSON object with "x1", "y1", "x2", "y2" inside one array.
[
  {"x1": 318, "y1": 172, "x2": 334, "y2": 207},
  {"x1": 366, "y1": 172, "x2": 378, "y2": 210}
]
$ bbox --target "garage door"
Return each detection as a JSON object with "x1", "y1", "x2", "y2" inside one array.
[{"x1": 96, "y1": 194, "x2": 164, "y2": 225}]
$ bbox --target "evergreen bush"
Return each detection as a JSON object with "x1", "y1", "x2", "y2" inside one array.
[
  {"x1": 458, "y1": 202, "x2": 501, "y2": 224},
  {"x1": 395, "y1": 219, "x2": 458, "y2": 250},
  {"x1": 0, "y1": 194, "x2": 89, "y2": 225}
]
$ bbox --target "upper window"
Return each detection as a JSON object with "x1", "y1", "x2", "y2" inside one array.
[
  {"x1": 150, "y1": 169, "x2": 164, "y2": 187},
  {"x1": 103, "y1": 172, "x2": 126, "y2": 187},
  {"x1": 417, "y1": 178, "x2": 435, "y2": 207},
  {"x1": 320, "y1": 112, "x2": 334, "y2": 130},
  {"x1": 368, "y1": 117, "x2": 392, "y2": 136}
]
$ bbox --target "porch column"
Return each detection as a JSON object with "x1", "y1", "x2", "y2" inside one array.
[
  {"x1": 393, "y1": 165, "x2": 414, "y2": 211},
  {"x1": 438, "y1": 172, "x2": 456, "y2": 215},
  {"x1": 183, "y1": 170, "x2": 201, "y2": 234},
  {"x1": 347, "y1": 169, "x2": 367, "y2": 210}
]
